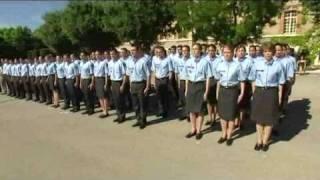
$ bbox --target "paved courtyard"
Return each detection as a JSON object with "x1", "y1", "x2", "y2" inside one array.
[{"x1": 0, "y1": 74, "x2": 319, "y2": 180}]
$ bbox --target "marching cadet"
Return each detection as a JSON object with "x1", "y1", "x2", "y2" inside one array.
[
  {"x1": 39, "y1": 56, "x2": 50, "y2": 104},
  {"x1": 174, "y1": 45, "x2": 191, "y2": 121},
  {"x1": 216, "y1": 44, "x2": 245, "y2": 146},
  {"x1": 185, "y1": 43, "x2": 213, "y2": 140},
  {"x1": 1, "y1": 59, "x2": 8, "y2": 94},
  {"x1": 126, "y1": 44, "x2": 151, "y2": 129},
  {"x1": 94, "y1": 51, "x2": 109, "y2": 118},
  {"x1": 70, "y1": 54, "x2": 82, "y2": 104},
  {"x1": 65, "y1": 54, "x2": 80, "y2": 112},
  {"x1": 247, "y1": 45, "x2": 261, "y2": 64},
  {"x1": 109, "y1": 48, "x2": 127, "y2": 123},
  {"x1": 249, "y1": 42, "x2": 285, "y2": 151},
  {"x1": 120, "y1": 47, "x2": 132, "y2": 110},
  {"x1": 201, "y1": 44, "x2": 208, "y2": 56},
  {"x1": 21, "y1": 58, "x2": 31, "y2": 100},
  {"x1": 7, "y1": 60, "x2": 15, "y2": 97},
  {"x1": 28, "y1": 58, "x2": 37, "y2": 101},
  {"x1": 12, "y1": 59, "x2": 20, "y2": 98},
  {"x1": 59, "y1": 55, "x2": 69, "y2": 110},
  {"x1": 204, "y1": 44, "x2": 221, "y2": 126},
  {"x1": 52, "y1": 55, "x2": 62, "y2": 108},
  {"x1": 235, "y1": 45, "x2": 253, "y2": 130},
  {"x1": 104, "y1": 50, "x2": 113, "y2": 109},
  {"x1": 36, "y1": 57, "x2": 45, "y2": 103},
  {"x1": 151, "y1": 45, "x2": 173, "y2": 118},
  {"x1": 18, "y1": 58, "x2": 25, "y2": 99},
  {"x1": 47, "y1": 55, "x2": 57, "y2": 106},
  {"x1": 79, "y1": 52, "x2": 95, "y2": 115}
]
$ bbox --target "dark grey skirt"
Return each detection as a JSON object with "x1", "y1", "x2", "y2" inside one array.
[
  {"x1": 217, "y1": 86, "x2": 239, "y2": 121},
  {"x1": 207, "y1": 78, "x2": 217, "y2": 105},
  {"x1": 95, "y1": 77, "x2": 107, "y2": 99},
  {"x1": 186, "y1": 81, "x2": 205, "y2": 114},
  {"x1": 251, "y1": 87, "x2": 279, "y2": 126}
]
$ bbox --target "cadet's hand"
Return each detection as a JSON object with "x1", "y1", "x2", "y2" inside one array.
[
  {"x1": 89, "y1": 83, "x2": 94, "y2": 90},
  {"x1": 143, "y1": 87, "x2": 149, "y2": 96},
  {"x1": 278, "y1": 97, "x2": 282, "y2": 106},
  {"x1": 237, "y1": 94, "x2": 244, "y2": 104},
  {"x1": 185, "y1": 90, "x2": 188, "y2": 97},
  {"x1": 104, "y1": 84, "x2": 107, "y2": 91},
  {"x1": 54, "y1": 81, "x2": 57, "y2": 87},
  {"x1": 203, "y1": 92, "x2": 208, "y2": 101},
  {"x1": 120, "y1": 85, "x2": 124, "y2": 93}
]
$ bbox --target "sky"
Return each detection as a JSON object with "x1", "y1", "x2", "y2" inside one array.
[{"x1": 0, "y1": 1, "x2": 69, "y2": 30}]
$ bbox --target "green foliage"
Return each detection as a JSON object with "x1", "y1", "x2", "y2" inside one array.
[
  {"x1": 270, "y1": 35, "x2": 307, "y2": 46},
  {"x1": 175, "y1": 0, "x2": 286, "y2": 45},
  {"x1": 300, "y1": 0, "x2": 320, "y2": 24},
  {"x1": 304, "y1": 25, "x2": 320, "y2": 64}
]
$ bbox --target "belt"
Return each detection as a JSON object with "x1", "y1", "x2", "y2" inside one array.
[
  {"x1": 221, "y1": 85, "x2": 238, "y2": 89},
  {"x1": 111, "y1": 80, "x2": 122, "y2": 82},
  {"x1": 131, "y1": 81, "x2": 146, "y2": 84},
  {"x1": 189, "y1": 81, "x2": 205, "y2": 84},
  {"x1": 256, "y1": 86, "x2": 278, "y2": 90},
  {"x1": 156, "y1": 77, "x2": 168, "y2": 80}
]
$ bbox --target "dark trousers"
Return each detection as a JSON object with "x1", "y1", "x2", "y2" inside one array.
[
  {"x1": 8, "y1": 77, "x2": 15, "y2": 96},
  {"x1": 111, "y1": 81, "x2": 126, "y2": 120},
  {"x1": 155, "y1": 77, "x2": 170, "y2": 115},
  {"x1": 13, "y1": 77, "x2": 20, "y2": 97},
  {"x1": 131, "y1": 81, "x2": 148, "y2": 123},
  {"x1": 81, "y1": 79, "x2": 94, "y2": 112},
  {"x1": 37, "y1": 77, "x2": 46, "y2": 102},
  {"x1": 171, "y1": 73, "x2": 179, "y2": 101},
  {"x1": 30, "y1": 77, "x2": 39, "y2": 100},
  {"x1": 18, "y1": 77, "x2": 25, "y2": 98},
  {"x1": 22, "y1": 76, "x2": 31, "y2": 99},
  {"x1": 66, "y1": 79, "x2": 80, "y2": 110},
  {"x1": 179, "y1": 80, "x2": 187, "y2": 117},
  {"x1": 58, "y1": 78, "x2": 69, "y2": 108},
  {"x1": 41, "y1": 76, "x2": 52, "y2": 103}
]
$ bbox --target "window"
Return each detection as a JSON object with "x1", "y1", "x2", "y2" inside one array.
[{"x1": 284, "y1": 11, "x2": 297, "y2": 34}]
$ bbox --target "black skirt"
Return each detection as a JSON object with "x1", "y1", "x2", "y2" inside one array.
[
  {"x1": 251, "y1": 87, "x2": 279, "y2": 126},
  {"x1": 95, "y1": 77, "x2": 107, "y2": 99},
  {"x1": 238, "y1": 81, "x2": 252, "y2": 110},
  {"x1": 186, "y1": 81, "x2": 206, "y2": 114},
  {"x1": 207, "y1": 78, "x2": 217, "y2": 105},
  {"x1": 217, "y1": 86, "x2": 239, "y2": 121}
]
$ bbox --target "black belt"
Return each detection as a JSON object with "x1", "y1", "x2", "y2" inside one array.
[
  {"x1": 189, "y1": 81, "x2": 205, "y2": 84},
  {"x1": 256, "y1": 86, "x2": 278, "y2": 90},
  {"x1": 221, "y1": 85, "x2": 238, "y2": 89},
  {"x1": 111, "y1": 80, "x2": 122, "y2": 83},
  {"x1": 156, "y1": 77, "x2": 168, "y2": 80},
  {"x1": 131, "y1": 81, "x2": 146, "y2": 84}
]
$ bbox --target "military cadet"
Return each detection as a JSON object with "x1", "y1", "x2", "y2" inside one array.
[
  {"x1": 201, "y1": 44, "x2": 208, "y2": 56},
  {"x1": 216, "y1": 44, "x2": 245, "y2": 146},
  {"x1": 204, "y1": 44, "x2": 221, "y2": 126},
  {"x1": 120, "y1": 48, "x2": 133, "y2": 110},
  {"x1": 0, "y1": 60, "x2": 3, "y2": 93},
  {"x1": 39, "y1": 56, "x2": 49, "y2": 104},
  {"x1": 46, "y1": 55, "x2": 57, "y2": 107},
  {"x1": 174, "y1": 45, "x2": 191, "y2": 121},
  {"x1": 18, "y1": 58, "x2": 26, "y2": 99},
  {"x1": 256, "y1": 45, "x2": 264, "y2": 57},
  {"x1": 247, "y1": 45, "x2": 260, "y2": 64},
  {"x1": 59, "y1": 55, "x2": 69, "y2": 110},
  {"x1": 28, "y1": 58, "x2": 37, "y2": 101},
  {"x1": 1, "y1": 59, "x2": 9, "y2": 94},
  {"x1": 7, "y1": 60, "x2": 15, "y2": 97},
  {"x1": 171, "y1": 45, "x2": 183, "y2": 102},
  {"x1": 70, "y1": 54, "x2": 82, "y2": 105},
  {"x1": 109, "y1": 48, "x2": 127, "y2": 123},
  {"x1": 79, "y1": 52, "x2": 95, "y2": 115},
  {"x1": 94, "y1": 51, "x2": 109, "y2": 118},
  {"x1": 12, "y1": 59, "x2": 20, "y2": 98},
  {"x1": 235, "y1": 45, "x2": 253, "y2": 130},
  {"x1": 151, "y1": 45, "x2": 173, "y2": 118},
  {"x1": 21, "y1": 58, "x2": 31, "y2": 100},
  {"x1": 184, "y1": 43, "x2": 213, "y2": 140},
  {"x1": 65, "y1": 54, "x2": 80, "y2": 112},
  {"x1": 249, "y1": 42, "x2": 285, "y2": 151},
  {"x1": 35, "y1": 57, "x2": 45, "y2": 102},
  {"x1": 126, "y1": 44, "x2": 151, "y2": 129},
  {"x1": 283, "y1": 44, "x2": 297, "y2": 111},
  {"x1": 104, "y1": 50, "x2": 113, "y2": 109}
]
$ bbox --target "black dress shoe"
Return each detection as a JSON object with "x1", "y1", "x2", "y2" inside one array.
[
  {"x1": 82, "y1": 111, "x2": 89, "y2": 115},
  {"x1": 117, "y1": 118, "x2": 125, "y2": 124},
  {"x1": 99, "y1": 113, "x2": 108, "y2": 118},
  {"x1": 113, "y1": 118, "x2": 119, "y2": 122},
  {"x1": 87, "y1": 111, "x2": 94, "y2": 115},
  {"x1": 272, "y1": 129, "x2": 279, "y2": 136},
  {"x1": 62, "y1": 106, "x2": 70, "y2": 110},
  {"x1": 139, "y1": 122, "x2": 146, "y2": 129},
  {"x1": 195, "y1": 133, "x2": 203, "y2": 140},
  {"x1": 262, "y1": 144, "x2": 269, "y2": 152},
  {"x1": 205, "y1": 121, "x2": 212, "y2": 126},
  {"x1": 226, "y1": 139, "x2": 233, "y2": 146},
  {"x1": 185, "y1": 131, "x2": 196, "y2": 138},
  {"x1": 254, "y1": 143, "x2": 262, "y2": 151},
  {"x1": 217, "y1": 137, "x2": 226, "y2": 144},
  {"x1": 132, "y1": 121, "x2": 140, "y2": 127},
  {"x1": 179, "y1": 116, "x2": 186, "y2": 121}
]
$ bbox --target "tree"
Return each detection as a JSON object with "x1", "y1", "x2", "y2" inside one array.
[
  {"x1": 34, "y1": 11, "x2": 75, "y2": 54},
  {"x1": 175, "y1": 0, "x2": 286, "y2": 46},
  {"x1": 301, "y1": 0, "x2": 320, "y2": 24}
]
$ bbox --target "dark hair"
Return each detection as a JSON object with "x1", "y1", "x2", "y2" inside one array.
[
  {"x1": 262, "y1": 42, "x2": 275, "y2": 53},
  {"x1": 177, "y1": 45, "x2": 182, "y2": 49},
  {"x1": 274, "y1": 43, "x2": 283, "y2": 50},
  {"x1": 170, "y1": 45, "x2": 177, "y2": 50},
  {"x1": 193, "y1": 43, "x2": 202, "y2": 50},
  {"x1": 223, "y1": 44, "x2": 234, "y2": 51},
  {"x1": 236, "y1": 45, "x2": 246, "y2": 52},
  {"x1": 249, "y1": 45, "x2": 256, "y2": 50},
  {"x1": 131, "y1": 44, "x2": 141, "y2": 50},
  {"x1": 182, "y1": 45, "x2": 190, "y2": 51},
  {"x1": 207, "y1": 44, "x2": 216, "y2": 50}
]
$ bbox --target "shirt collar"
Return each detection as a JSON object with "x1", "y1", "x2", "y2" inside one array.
[{"x1": 265, "y1": 58, "x2": 274, "y2": 65}]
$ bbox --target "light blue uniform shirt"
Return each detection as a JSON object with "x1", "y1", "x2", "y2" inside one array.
[
  {"x1": 35, "y1": 64, "x2": 42, "y2": 77},
  {"x1": 28, "y1": 64, "x2": 36, "y2": 76},
  {"x1": 80, "y1": 60, "x2": 94, "y2": 79},
  {"x1": 204, "y1": 55, "x2": 222, "y2": 79},
  {"x1": 7, "y1": 64, "x2": 13, "y2": 76},
  {"x1": 108, "y1": 59, "x2": 126, "y2": 81},
  {"x1": 3, "y1": 63, "x2": 8, "y2": 75},
  {"x1": 40, "y1": 63, "x2": 48, "y2": 76},
  {"x1": 216, "y1": 59, "x2": 245, "y2": 87},
  {"x1": 65, "y1": 62, "x2": 79, "y2": 79},
  {"x1": 249, "y1": 58, "x2": 285, "y2": 87},
  {"x1": 47, "y1": 62, "x2": 56, "y2": 75},
  {"x1": 151, "y1": 56, "x2": 173, "y2": 79},
  {"x1": 286, "y1": 55, "x2": 297, "y2": 71},
  {"x1": 120, "y1": 56, "x2": 131, "y2": 69},
  {"x1": 126, "y1": 56, "x2": 150, "y2": 82},
  {"x1": 174, "y1": 55, "x2": 190, "y2": 80},
  {"x1": 13, "y1": 64, "x2": 21, "y2": 77},
  {"x1": 94, "y1": 60, "x2": 108, "y2": 77},
  {"x1": 56, "y1": 62, "x2": 66, "y2": 79},
  {"x1": 236, "y1": 57, "x2": 252, "y2": 80},
  {"x1": 21, "y1": 64, "x2": 29, "y2": 77},
  {"x1": 185, "y1": 56, "x2": 213, "y2": 82},
  {"x1": 274, "y1": 56, "x2": 294, "y2": 81}
]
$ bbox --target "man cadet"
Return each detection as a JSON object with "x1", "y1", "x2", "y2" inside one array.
[
  {"x1": 126, "y1": 44, "x2": 151, "y2": 129},
  {"x1": 120, "y1": 48, "x2": 132, "y2": 110},
  {"x1": 79, "y1": 52, "x2": 95, "y2": 115},
  {"x1": 28, "y1": 58, "x2": 38, "y2": 101},
  {"x1": 65, "y1": 54, "x2": 81, "y2": 112},
  {"x1": 36, "y1": 57, "x2": 45, "y2": 103},
  {"x1": 109, "y1": 48, "x2": 127, "y2": 123},
  {"x1": 21, "y1": 58, "x2": 31, "y2": 100}
]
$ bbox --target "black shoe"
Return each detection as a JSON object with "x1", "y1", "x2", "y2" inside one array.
[
  {"x1": 226, "y1": 139, "x2": 233, "y2": 146},
  {"x1": 185, "y1": 131, "x2": 196, "y2": 138},
  {"x1": 70, "y1": 108, "x2": 79, "y2": 113},
  {"x1": 62, "y1": 106, "x2": 70, "y2": 110},
  {"x1": 187, "y1": 117, "x2": 190, "y2": 122},
  {"x1": 39, "y1": 100, "x2": 44, "y2": 103},
  {"x1": 99, "y1": 113, "x2": 109, "y2": 118},
  {"x1": 239, "y1": 124, "x2": 244, "y2": 131},
  {"x1": 82, "y1": 111, "x2": 88, "y2": 115},
  {"x1": 132, "y1": 121, "x2": 140, "y2": 127},
  {"x1": 118, "y1": 118, "x2": 125, "y2": 124},
  {"x1": 87, "y1": 111, "x2": 94, "y2": 115},
  {"x1": 195, "y1": 133, "x2": 203, "y2": 140},
  {"x1": 179, "y1": 116, "x2": 186, "y2": 121},
  {"x1": 139, "y1": 122, "x2": 146, "y2": 129},
  {"x1": 46, "y1": 102, "x2": 52, "y2": 105},
  {"x1": 113, "y1": 118, "x2": 119, "y2": 123},
  {"x1": 272, "y1": 129, "x2": 279, "y2": 136},
  {"x1": 205, "y1": 121, "x2": 212, "y2": 126},
  {"x1": 262, "y1": 144, "x2": 269, "y2": 152},
  {"x1": 52, "y1": 104, "x2": 60, "y2": 108},
  {"x1": 217, "y1": 137, "x2": 226, "y2": 144},
  {"x1": 254, "y1": 143, "x2": 262, "y2": 151}
]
